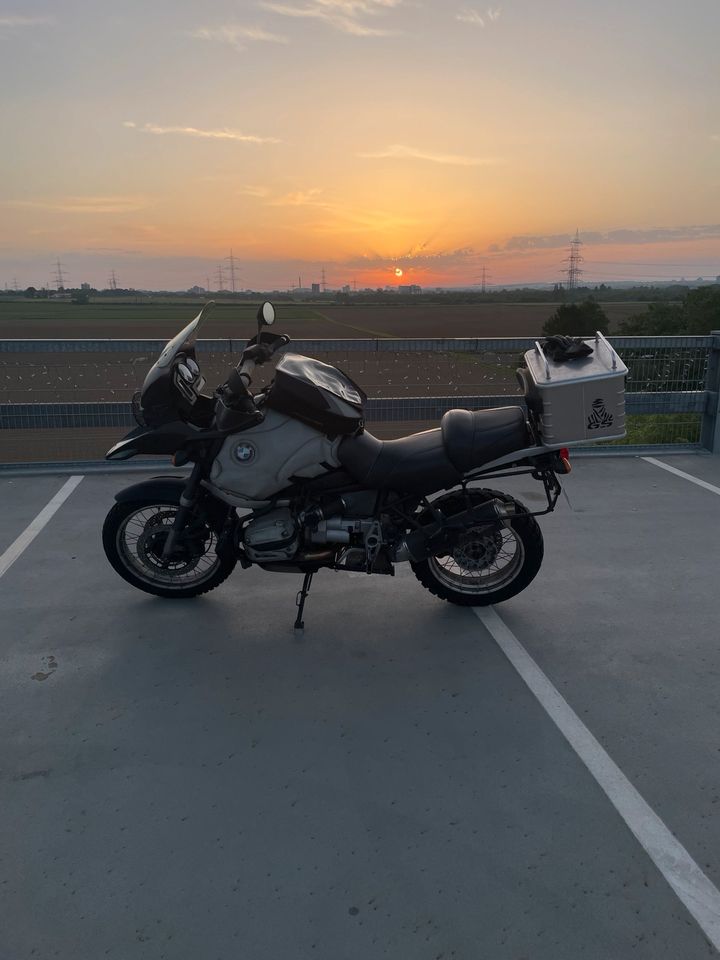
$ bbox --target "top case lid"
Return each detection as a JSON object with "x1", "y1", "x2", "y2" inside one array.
[{"x1": 524, "y1": 333, "x2": 628, "y2": 386}]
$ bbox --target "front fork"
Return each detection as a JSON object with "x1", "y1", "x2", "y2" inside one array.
[{"x1": 161, "y1": 461, "x2": 204, "y2": 561}]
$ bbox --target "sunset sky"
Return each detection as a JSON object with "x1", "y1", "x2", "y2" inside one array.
[{"x1": 1, "y1": 0, "x2": 719, "y2": 290}]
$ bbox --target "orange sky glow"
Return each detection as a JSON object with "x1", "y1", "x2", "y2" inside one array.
[{"x1": 1, "y1": 0, "x2": 719, "y2": 289}]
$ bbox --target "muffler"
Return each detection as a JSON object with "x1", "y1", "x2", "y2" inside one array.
[{"x1": 395, "y1": 498, "x2": 511, "y2": 563}]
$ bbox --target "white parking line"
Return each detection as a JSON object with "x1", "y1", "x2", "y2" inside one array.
[
  {"x1": 474, "y1": 605, "x2": 720, "y2": 951},
  {"x1": 0, "y1": 476, "x2": 84, "y2": 580},
  {"x1": 643, "y1": 457, "x2": 720, "y2": 497}
]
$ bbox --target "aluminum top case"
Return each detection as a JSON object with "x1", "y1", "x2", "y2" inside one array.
[{"x1": 519, "y1": 332, "x2": 628, "y2": 446}]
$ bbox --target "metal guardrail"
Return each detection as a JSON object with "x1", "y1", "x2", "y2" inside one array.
[
  {"x1": 0, "y1": 391, "x2": 709, "y2": 431},
  {"x1": 0, "y1": 335, "x2": 715, "y2": 353},
  {"x1": 1, "y1": 334, "x2": 719, "y2": 465}
]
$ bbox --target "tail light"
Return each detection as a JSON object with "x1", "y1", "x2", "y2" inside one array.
[{"x1": 559, "y1": 447, "x2": 572, "y2": 474}]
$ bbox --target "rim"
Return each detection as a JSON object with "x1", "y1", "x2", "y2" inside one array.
[
  {"x1": 116, "y1": 504, "x2": 221, "y2": 589},
  {"x1": 428, "y1": 524, "x2": 525, "y2": 595}
]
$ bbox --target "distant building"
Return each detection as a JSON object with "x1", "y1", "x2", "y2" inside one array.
[
  {"x1": 342, "y1": 284, "x2": 351, "y2": 294},
  {"x1": 311, "y1": 283, "x2": 321, "y2": 294},
  {"x1": 398, "y1": 284, "x2": 422, "y2": 295},
  {"x1": 189, "y1": 285, "x2": 206, "y2": 295},
  {"x1": 80, "y1": 283, "x2": 91, "y2": 291}
]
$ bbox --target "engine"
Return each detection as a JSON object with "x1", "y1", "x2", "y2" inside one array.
[
  {"x1": 243, "y1": 508, "x2": 300, "y2": 562},
  {"x1": 241, "y1": 493, "x2": 394, "y2": 573}
]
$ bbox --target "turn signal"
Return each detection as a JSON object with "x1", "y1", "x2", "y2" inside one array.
[{"x1": 559, "y1": 447, "x2": 572, "y2": 474}]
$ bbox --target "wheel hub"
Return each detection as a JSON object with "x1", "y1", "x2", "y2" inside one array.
[
  {"x1": 452, "y1": 526, "x2": 503, "y2": 572},
  {"x1": 136, "y1": 513, "x2": 211, "y2": 574}
]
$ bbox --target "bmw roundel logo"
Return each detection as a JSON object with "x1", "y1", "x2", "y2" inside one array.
[{"x1": 233, "y1": 442, "x2": 256, "y2": 464}]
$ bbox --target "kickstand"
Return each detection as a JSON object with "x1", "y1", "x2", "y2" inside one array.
[{"x1": 294, "y1": 571, "x2": 314, "y2": 631}]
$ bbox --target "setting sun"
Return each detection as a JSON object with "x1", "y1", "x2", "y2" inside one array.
[{"x1": 0, "y1": 0, "x2": 718, "y2": 289}]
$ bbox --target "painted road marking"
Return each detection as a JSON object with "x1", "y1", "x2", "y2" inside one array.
[
  {"x1": 643, "y1": 457, "x2": 720, "y2": 497},
  {"x1": 0, "y1": 476, "x2": 84, "y2": 580},
  {"x1": 474, "y1": 604, "x2": 720, "y2": 951}
]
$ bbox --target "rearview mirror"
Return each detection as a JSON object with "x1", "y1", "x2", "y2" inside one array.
[{"x1": 257, "y1": 301, "x2": 275, "y2": 326}]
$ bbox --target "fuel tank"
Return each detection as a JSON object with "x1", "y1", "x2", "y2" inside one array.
[{"x1": 208, "y1": 408, "x2": 341, "y2": 501}]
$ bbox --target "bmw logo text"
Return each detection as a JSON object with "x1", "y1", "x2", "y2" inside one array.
[{"x1": 233, "y1": 442, "x2": 256, "y2": 464}]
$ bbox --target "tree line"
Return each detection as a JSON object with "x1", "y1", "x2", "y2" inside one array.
[{"x1": 542, "y1": 285, "x2": 720, "y2": 337}]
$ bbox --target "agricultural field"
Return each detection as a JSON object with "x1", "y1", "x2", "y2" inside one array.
[
  {"x1": 0, "y1": 298, "x2": 649, "y2": 340},
  {"x1": 3, "y1": 297, "x2": 694, "y2": 464}
]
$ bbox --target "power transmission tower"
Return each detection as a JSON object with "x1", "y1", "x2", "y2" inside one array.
[
  {"x1": 562, "y1": 229, "x2": 584, "y2": 289},
  {"x1": 224, "y1": 249, "x2": 240, "y2": 293},
  {"x1": 473, "y1": 266, "x2": 492, "y2": 292},
  {"x1": 476, "y1": 265, "x2": 492, "y2": 293},
  {"x1": 108, "y1": 269, "x2": 119, "y2": 291},
  {"x1": 215, "y1": 264, "x2": 226, "y2": 292},
  {"x1": 53, "y1": 258, "x2": 68, "y2": 291},
  {"x1": 321, "y1": 267, "x2": 327, "y2": 293},
  {"x1": 12, "y1": 277, "x2": 19, "y2": 292}
]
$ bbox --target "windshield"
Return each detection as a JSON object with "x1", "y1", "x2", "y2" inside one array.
[{"x1": 156, "y1": 301, "x2": 214, "y2": 368}]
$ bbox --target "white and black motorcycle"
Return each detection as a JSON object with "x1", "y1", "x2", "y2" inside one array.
[{"x1": 103, "y1": 302, "x2": 576, "y2": 628}]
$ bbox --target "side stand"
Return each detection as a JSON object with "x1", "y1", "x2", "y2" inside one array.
[{"x1": 294, "y1": 571, "x2": 314, "y2": 631}]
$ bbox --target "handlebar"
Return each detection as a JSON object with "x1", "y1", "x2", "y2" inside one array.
[{"x1": 237, "y1": 334, "x2": 291, "y2": 385}]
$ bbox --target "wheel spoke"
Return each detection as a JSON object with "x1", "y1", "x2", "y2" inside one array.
[
  {"x1": 427, "y1": 514, "x2": 525, "y2": 595},
  {"x1": 116, "y1": 503, "x2": 221, "y2": 589}
]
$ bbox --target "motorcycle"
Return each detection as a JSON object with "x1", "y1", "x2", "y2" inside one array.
[{"x1": 102, "y1": 302, "x2": 616, "y2": 629}]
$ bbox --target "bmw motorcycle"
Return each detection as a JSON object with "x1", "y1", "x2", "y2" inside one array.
[{"x1": 102, "y1": 302, "x2": 574, "y2": 628}]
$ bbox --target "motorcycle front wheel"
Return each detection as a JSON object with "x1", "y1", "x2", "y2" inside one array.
[
  {"x1": 411, "y1": 488, "x2": 544, "y2": 606},
  {"x1": 102, "y1": 499, "x2": 236, "y2": 599}
]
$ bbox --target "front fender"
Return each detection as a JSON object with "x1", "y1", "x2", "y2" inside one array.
[
  {"x1": 113, "y1": 478, "x2": 232, "y2": 535},
  {"x1": 114, "y1": 477, "x2": 186, "y2": 504}
]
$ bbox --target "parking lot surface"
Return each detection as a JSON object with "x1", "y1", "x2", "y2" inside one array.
[{"x1": 1, "y1": 456, "x2": 719, "y2": 959}]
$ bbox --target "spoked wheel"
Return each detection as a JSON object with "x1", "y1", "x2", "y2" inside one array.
[
  {"x1": 411, "y1": 489, "x2": 544, "y2": 606},
  {"x1": 102, "y1": 499, "x2": 236, "y2": 599}
]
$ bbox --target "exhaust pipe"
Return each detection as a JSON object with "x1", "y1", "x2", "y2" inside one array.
[{"x1": 395, "y1": 498, "x2": 510, "y2": 563}]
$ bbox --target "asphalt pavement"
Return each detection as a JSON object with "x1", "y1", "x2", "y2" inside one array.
[{"x1": 1, "y1": 456, "x2": 719, "y2": 959}]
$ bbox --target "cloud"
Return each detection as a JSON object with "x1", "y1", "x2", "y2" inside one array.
[
  {"x1": 359, "y1": 143, "x2": 501, "y2": 166},
  {"x1": 190, "y1": 24, "x2": 288, "y2": 50},
  {"x1": 710, "y1": 134, "x2": 720, "y2": 143},
  {"x1": 491, "y1": 225, "x2": 720, "y2": 252},
  {"x1": 261, "y1": 0, "x2": 402, "y2": 36},
  {"x1": 269, "y1": 188, "x2": 328, "y2": 207},
  {"x1": 123, "y1": 121, "x2": 280, "y2": 144},
  {"x1": 84, "y1": 247, "x2": 144, "y2": 255},
  {"x1": 456, "y1": 8, "x2": 484, "y2": 26},
  {"x1": 239, "y1": 185, "x2": 273, "y2": 198},
  {"x1": 6, "y1": 196, "x2": 149, "y2": 214},
  {"x1": 344, "y1": 247, "x2": 477, "y2": 270},
  {"x1": 0, "y1": 15, "x2": 54, "y2": 28},
  {"x1": 456, "y1": 6, "x2": 500, "y2": 26}
]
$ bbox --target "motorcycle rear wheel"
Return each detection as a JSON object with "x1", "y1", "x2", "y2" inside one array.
[
  {"x1": 102, "y1": 499, "x2": 236, "y2": 599},
  {"x1": 411, "y1": 488, "x2": 544, "y2": 606}
]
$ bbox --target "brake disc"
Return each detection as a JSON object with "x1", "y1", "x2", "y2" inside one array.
[
  {"x1": 452, "y1": 526, "x2": 503, "y2": 572},
  {"x1": 137, "y1": 511, "x2": 211, "y2": 574}
]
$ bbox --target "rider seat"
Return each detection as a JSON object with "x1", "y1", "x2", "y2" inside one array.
[{"x1": 338, "y1": 406, "x2": 529, "y2": 494}]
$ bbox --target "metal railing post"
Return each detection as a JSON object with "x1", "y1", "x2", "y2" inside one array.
[{"x1": 701, "y1": 331, "x2": 720, "y2": 453}]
